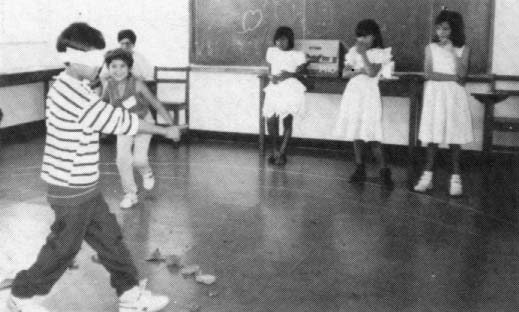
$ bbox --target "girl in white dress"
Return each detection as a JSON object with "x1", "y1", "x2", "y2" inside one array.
[
  {"x1": 414, "y1": 9, "x2": 473, "y2": 196},
  {"x1": 263, "y1": 26, "x2": 308, "y2": 165},
  {"x1": 334, "y1": 19, "x2": 394, "y2": 187}
]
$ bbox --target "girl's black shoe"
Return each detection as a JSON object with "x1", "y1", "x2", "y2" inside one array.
[
  {"x1": 380, "y1": 167, "x2": 394, "y2": 188},
  {"x1": 275, "y1": 154, "x2": 287, "y2": 166},
  {"x1": 268, "y1": 154, "x2": 276, "y2": 164},
  {"x1": 349, "y1": 164, "x2": 366, "y2": 183}
]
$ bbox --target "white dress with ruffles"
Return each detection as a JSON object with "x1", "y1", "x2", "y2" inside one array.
[
  {"x1": 418, "y1": 43, "x2": 473, "y2": 145},
  {"x1": 262, "y1": 47, "x2": 307, "y2": 119},
  {"x1": 334, "y1": 46, "x2": 393, "y2": 142}
]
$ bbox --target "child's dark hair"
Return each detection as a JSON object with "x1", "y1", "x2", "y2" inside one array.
[
  {"x1": 355, "y1": 19, "x2": 384, "y2": 49},
  {"x1": 273, "y1": 26, "x2": 295, "y2": 50},
  {"x1": 105, "y1": 48, "x2": 134, "y2": 69},
  {"x1": 56, "y1": 22, "x2": 105, "y2": 52},
  {"x1": 118, "y1": 29, "x2": 137, "y2": 45},
  {"x1": 433, "y1": 9, "x2": 465, "y2": 47}
]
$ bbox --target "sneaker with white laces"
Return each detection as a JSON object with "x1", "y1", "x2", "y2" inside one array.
[
  {"x1": 119, "y1": 280, "x2": 169, "y2": 312},
  {"x1": 414, "y1": 171, "x2": 433, "y2": 192},
  {"x1": 120, "y1": 193, "x2": 138, "y2": 209},
  {"x1": 142, "y1": 172, "x2": 155, "y2": 191},
  {"x1": 449, "y1": 174, "x2": 463, "y2": 196},
  {"x1": 7, "y1": 294, "x2": 49, "y2": 312}
]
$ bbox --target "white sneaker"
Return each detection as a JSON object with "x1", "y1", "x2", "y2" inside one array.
[
  {"x1": 449, "y1": 174, "x2": 463, "y2": 196},
  {"x1": 120, "y1": 193, "x2": 138, "y2": 209},
  {"x1": 142, "y1": 172, "x2": 155, "y2": 191},
  {"x1": 119, "y1": 280, "x2": 169, "y2": 312},
  {"x1": 7, "y1": 294, "x2": 49, "y2": 312},
  {"x1": 414, "y1": 171, "x2": 433, "y2": 192}
]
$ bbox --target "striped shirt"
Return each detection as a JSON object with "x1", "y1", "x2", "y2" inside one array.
[{"x1": 42, "y1": 71, "x2": 139, "y2": 205}]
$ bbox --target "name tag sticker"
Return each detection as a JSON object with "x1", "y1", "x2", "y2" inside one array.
[{"x1": 122, "y1": 96, "x2": 137, "y2": 109}]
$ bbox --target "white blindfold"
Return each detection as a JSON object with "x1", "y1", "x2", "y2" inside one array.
[{"x1": 58, "y1": 48, "x2": 104, "y2": 68}]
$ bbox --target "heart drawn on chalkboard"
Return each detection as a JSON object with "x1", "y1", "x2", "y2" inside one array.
[{"x1": 239, "y1": 9, "x2": 263, "y2": 33}]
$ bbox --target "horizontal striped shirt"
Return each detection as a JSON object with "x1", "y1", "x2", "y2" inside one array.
[{"x1": 42, "y1": 71, "x2": 139, "y2": 203}]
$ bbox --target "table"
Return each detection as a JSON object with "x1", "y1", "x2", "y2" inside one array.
[{"x1": 472, "y1": 92, "x2": 511, "y2": 155}]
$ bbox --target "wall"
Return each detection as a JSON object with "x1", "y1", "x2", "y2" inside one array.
[
  {"x1": 189, "y1": 1, "x2": 519, "y2": 151},
  {"x1": 190, "y1": 72, "x2": 489, "y2": 150},
  {"x1": 0, "y1": 0, "x2": 190, "y2": 128},
  {"x1": 0, "y1": 83, "x2": 46, "y2": 128},
  {"x1": 2, "y1": 1, "x2": 519, "y2": 149},
  {"x1": 190, "y1": 70, "x2": 261, "y2": 133}
]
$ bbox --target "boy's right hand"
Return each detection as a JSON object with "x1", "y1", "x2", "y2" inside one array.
[
  {"x1": 122, "y1": 96, "x2": 137, "y2": 109},
  {"x1": 164, "y1": 126, "x2": 181, "y2": 142},
  {"x1": 164, "y1": 125, "x2": 188, "y2": 142}
]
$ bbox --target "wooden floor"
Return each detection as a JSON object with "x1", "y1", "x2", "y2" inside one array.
[{"x1": 0, "y1": 137, "x2": 517, "y2": 312}]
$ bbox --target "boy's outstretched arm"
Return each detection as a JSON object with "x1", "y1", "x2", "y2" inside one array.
[
  {"x1": 136, "y1": 80, "x2": 174, "y2": 125},
  {"x1": 77, "y1": 98, "x2": 181, "y2": 141}
]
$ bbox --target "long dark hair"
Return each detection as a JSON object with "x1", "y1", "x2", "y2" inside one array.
[
  {"x1": 433, "y1": 9, "x2": 466, "y2": 47},
  {"x1": 273, "y1": 26, "x2": 295, "y2": 50},
  {"x1": 355, "y1": 19, "x2": 384, "y2": 49}
]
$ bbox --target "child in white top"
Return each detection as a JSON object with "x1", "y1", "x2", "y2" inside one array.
[
  {"x1": 334, "y1": 19, "x2": 394, "y2": 187},
  {"x1": 414, "y1": 9, "x2": 473, "y2": 196},
  {"x1": 263, "y1": 26, "x2": 308, "y2": 165}
]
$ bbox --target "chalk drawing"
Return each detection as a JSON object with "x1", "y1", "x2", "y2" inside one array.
[{"x1": 237, "y1": 9, "x2": 263, "y2": 34}]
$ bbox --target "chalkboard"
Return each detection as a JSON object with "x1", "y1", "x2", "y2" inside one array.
[{"x1": 192, "y1": 0, "x2": 492, "y2": 73}]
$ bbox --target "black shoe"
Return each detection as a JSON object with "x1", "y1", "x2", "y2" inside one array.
[
  {"x1": 268, "y1": 154, "x2": 276, "y2": 164},
  {"x1": 349, "y1": 164, "x2": 366, "y2": 183},
  {"x1": 275, "y1": 154, "x2": 287, "y2": 166},
  {"x1": 380, "y1": 167, "x2": 394, "y2": 188}
]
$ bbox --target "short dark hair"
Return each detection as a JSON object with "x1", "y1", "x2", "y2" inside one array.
[
  {"x1": 273, "y1": 26, "x2": 295, "y2": 50},
  {"x1": 433, "y1": 10, "x2": 466, "y2": 47},
  {"x1": 105, "y1": 48, "x2": 134, "y2": 68},
  {"x1": 355, "y1": 19, "x2": 384, "y2": 49},
  {"x1": 56, "y1": 22, "x2": 105, "y2": 52},
  {"x1": 118, "y1": 29, "x2": 137, "y2": 45}
]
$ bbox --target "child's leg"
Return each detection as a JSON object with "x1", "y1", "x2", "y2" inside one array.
[
  {"x1": 11, "y1": 201, "x2": 94, "y2": 298},
  {"x1": 134, "y1": 133, "x2": 153, "y2": 176},
  {"x1": 278, "y1": 114, "x2": 294, "y2": 159},
  {"x1": 84, "y1": 194, "x2": 139, "y2": 296},
  {"x1": 414, "y1": 143, "x2": 437, "y2": 191},
  {"x1": 350, "y1": 140, "x2": 367, "y2": 183},
  {"x1": 372, "y1": 141, "x2": 393, "y2": 187},
  {"x1": 448, "y1": 144, "x2": 463, "y2": 196},
  {"x1": 371, "y1": 141, "x2": 387, "y2": 169},
  {"x1": 116, "y1": 135, "x2": 138, "y2": 195},
  {"x1": 424, "y1": 143, "x2": 438, "y2": 172},
  {"x1": 134, "y1": 132, "x2": 154, "y2": 190},
  {"x1": 449, "y1": 144, "x2": 462, "y2": 174},
  {"x1": 266, "y1": 116, "x2": 280, "y2": 157},
  {"x1": 353, "y1": 140, "x2": 365, "y2": 165},
  {"x1": 134, "y1": 112, "x2": 154, "y2": 177}
]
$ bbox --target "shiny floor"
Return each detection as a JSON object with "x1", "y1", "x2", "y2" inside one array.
[{"x1": 0, "y1": 137, "x2": 517, "y2": 312}]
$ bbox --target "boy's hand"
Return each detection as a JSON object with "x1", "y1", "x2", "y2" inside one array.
[
  {"x1": 122, "y1": 96, "x2": 137, "y2": 109},
  {"x1": 164, "y1": 125, "x2": 188, "y2": 142},
  {"x1": 165, "y1": 126, "x2": 181, "y2": 142}
]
